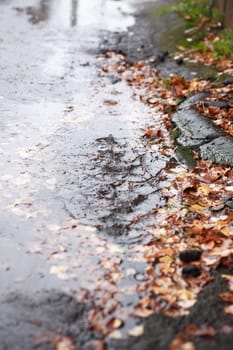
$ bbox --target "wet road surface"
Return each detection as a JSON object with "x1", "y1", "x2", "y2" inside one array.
[
  {"x1": 1, "y1": 1, "x2": 233, "y2": 350},
  {"x1": 0, "y1": 0, "x2": 171, "y2": 348}
]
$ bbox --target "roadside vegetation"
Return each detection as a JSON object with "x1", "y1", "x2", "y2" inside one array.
[{"x1": 159, "y1": 0, "x2": 233, "y2": 67}]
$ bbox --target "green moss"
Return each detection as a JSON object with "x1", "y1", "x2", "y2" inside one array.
[
  {"x1": 178, "y1": 1, "x2": 216, "y2": 24},
  {"x1": 176, "y1": 145, "x2": 197, "y2": 168},
  {"x1": 155, "y1": 5, "x2": 177, "y2": 17},
  {"x1": 171, "y1": 127, "x2": 180, "y2": 140},
  {"x1": 212, "y1": 29, "x2": 233, "y2": 59},
  {"x1": 157, "y1": 0, "x2": 233, "y2": 61}
]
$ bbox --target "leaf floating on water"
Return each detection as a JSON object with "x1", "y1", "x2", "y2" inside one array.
[{"x1": 103, "y1": 99, "x2": 118, "y2": 106}]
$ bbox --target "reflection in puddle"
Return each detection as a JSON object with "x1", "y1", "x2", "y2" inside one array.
[
  {"x1": 71, "y1": 0, "x2": 78, "y2": 27},
  {"x1": 26, "y1": 0, "x2": 50, "y2": 24},
  {"x1": 18, "y1": 0, "x2": 134, "y2": 31}
]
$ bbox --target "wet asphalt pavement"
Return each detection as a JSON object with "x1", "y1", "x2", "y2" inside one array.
[
  {"x1": 0, "y1": 0, "x2": 169, "y2": 348},
  {"x1": 1, "y1": 1, "x2": 233, "y2": 349}
]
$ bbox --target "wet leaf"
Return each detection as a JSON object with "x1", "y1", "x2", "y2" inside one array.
[
  {"x1": 170, "y1": 339, "x2": 195, "y2": 350},
  {"x1": 224, "y1": 305, "x2": 233, "y2": 315},
  {"x1": 107, "y1": 318, "x2": 123, "y2": 330},
  {"x1": 185, "y1": 324, "x2": 217, "y2": 337},
  {"x1": 219, "y1": 292, "x2": 233, "y2": 303},
  {"x1": 52, "y1": 336, "x2": 76, "y2": 350},
  {"x1": 159, "y1": 255, "x2": 174, "y2": 263},
  {"x1": 189, "y1": 204, "x2": 204, "y2": 212},
  {"x1": 108, "y1": 330, "x2": 124, "y2": 340},
  {"x1": 134, "y1": 306, "x2": 154, "y2": 318},
  {"x1": 103, "y1": 99, "x2": 118, "y2": 106},
  {"x1": 128, "y1": 324, "x2": 144, "y2": 337}
]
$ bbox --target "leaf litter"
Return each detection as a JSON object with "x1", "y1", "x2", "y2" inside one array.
[
  {"x1": 4, "y1": 45, "x2": 232, "y2": 347},
  {"x1": 83, "y1": 50, "x2": 233, "y2": 342}
]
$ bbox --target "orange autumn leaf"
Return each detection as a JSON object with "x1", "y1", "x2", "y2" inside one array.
[{"x1": 185, "y1": 324, "x2": 217, "y2": 337}]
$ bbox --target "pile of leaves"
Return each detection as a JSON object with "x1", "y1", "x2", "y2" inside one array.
[
  {"x1": 85, "y1": 1, "x2": 233, "y2": 345},
  {"x1": 84, "y1": 51, "x2": 233, "y2": 348},
  {"x1": 195, "y1": 81, "x2": 233, "y2": 137},
  {"x1": 141, "y1": 160, "x2": 233, "y2": 317}
]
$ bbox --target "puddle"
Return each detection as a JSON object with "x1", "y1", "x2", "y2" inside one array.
[
  {"x1": 0, "y1": 0, "x2": 169, "y2": 295},
  {"x1": 0, "y1": 0, "x2": 175, "y2": 345}
]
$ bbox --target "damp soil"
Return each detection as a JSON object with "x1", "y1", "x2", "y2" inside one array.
[{"x1": 0, "y1": 0, "x2": 232, "y2": 349}]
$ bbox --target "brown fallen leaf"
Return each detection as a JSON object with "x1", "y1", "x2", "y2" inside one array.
[
  {"x1": 103, "y1": 99, "x2": 118, "y2": 106},
  {"x1": 170, "y1": 338, "x2": 195, "y2": 350},
  {"x1": 107, "y1": 318, "x2": 123, "y2": 330},
  {"x1": 185, "y1": 324, "x2": 217, "y2": 337},
  {"x1": 219, "y1": 292, "x2": 233, "y2": 303},
  {"x1": 133, "y1": 306, "x2": 154, "y2": 318},
  {"x1": 52, "y1": 336, "x2": 76, "y2": 350}
]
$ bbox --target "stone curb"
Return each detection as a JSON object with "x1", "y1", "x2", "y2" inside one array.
[{"x1": 172, "y1": 93, "x2": 233, "y2": 167}]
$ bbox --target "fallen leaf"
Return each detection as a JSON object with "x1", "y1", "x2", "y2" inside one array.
[
  {"x1": 103, "y1": 99, "x2": 118, "y2": 106},
  {"x1": 108, "y1": 330, "x2": 124, "y2": 340},
  {"x1": 128, "y1": 324, "x2": 144, "y2": 337},
  {"x1": 170, "y1": 338, "x2": 195, "y2": 350},
  {"x1": 185, "y1": 324, "x2": 217, "y2": 337},
  {"x1": 220, "y1": 293, "x2": 233, "y2": 302},
  {"x1": 107, "y1": 318, "x2": 123, "y2": 330},
  {"x1": 189, "y1": 204, "x2": 204, "y2": 212},
  {"x1": 134, "y1": 306, "x2": 154, "y2": 318},
  {"x1": 224, "y1": 305, "x2": 233, "y2": 315}
]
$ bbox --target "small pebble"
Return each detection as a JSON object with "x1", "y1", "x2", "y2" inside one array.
[
  {"x1": 176, "y1": 57, "x2": 184, "y2": 65},
  {"x1": 179, "y1": 249, "x2": 201, "y2": 263},
  {"x1": 134, "y1": 273, "x2": 148, "y2": 282},
  {"x1": 182, "y1": 266, "x2": 201, "y2": 278}
]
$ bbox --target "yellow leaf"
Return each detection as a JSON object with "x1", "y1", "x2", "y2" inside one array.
[
  {"x1": 197, "y1": 184, "x2": 210, "y2": 196},
  {"x1": 159, "y1": 256, "x2": 173, "y2": 264},
  {"x1": 189, "y1": 204, "x2": 203, "y2": 212},
  {"x1": 177, "y1": 45, "x2": 186, "y2": 51},
  {"x1": 220, "y1": 226, "x2": 230, "y2": 236}
]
